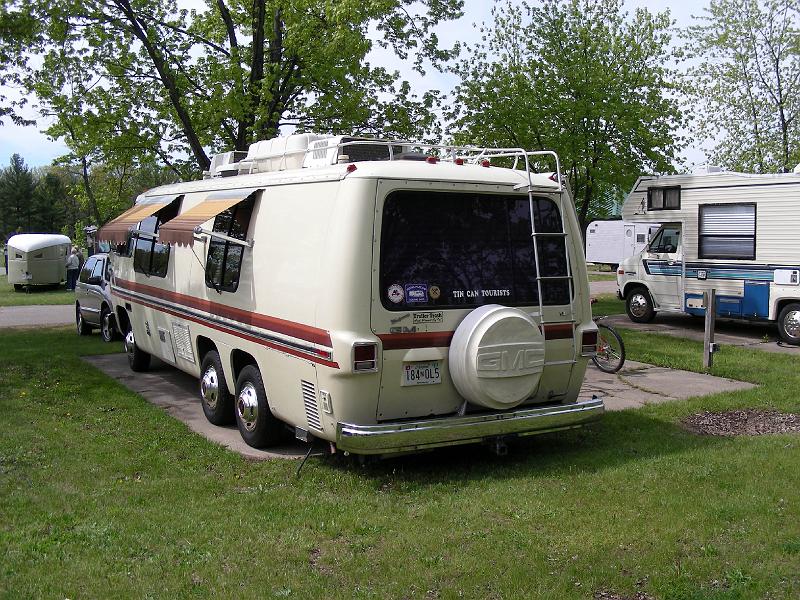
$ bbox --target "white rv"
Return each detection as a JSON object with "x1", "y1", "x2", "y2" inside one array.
[
  {"x1": 617, "y1": 170, "x2": 800, "y2": 343},
  {"x1": 100, "y1": 135, "x2": 603, "y2": 456},
  {"x1": 6, "y1": 233, "x2": 71, "y2": 289},
  {"x1": 585, "y1": 220, "x2": 661, "y2": 269}
]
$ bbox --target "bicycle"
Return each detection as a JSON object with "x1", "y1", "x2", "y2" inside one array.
[{"x1": 592, "y1": 316, "x2": 626, "y2": 373}]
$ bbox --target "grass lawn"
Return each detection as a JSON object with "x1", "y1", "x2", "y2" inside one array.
[
  {"x1": 0, "y1": 275, "x2": 75, "y2": 306},
  {"x1": 593, "y1": 293, "x2": 626, "y2": 317},
  {"x1": 1, "y1": 327, "x2": 798, "y2": 599}
]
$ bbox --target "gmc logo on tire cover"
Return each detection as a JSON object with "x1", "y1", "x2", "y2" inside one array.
[{"x1": 476, "y1": 343, "x2": 544, "y2": 377}]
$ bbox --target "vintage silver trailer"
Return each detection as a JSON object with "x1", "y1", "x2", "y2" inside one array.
[{"x1": 6, "y1": 233, "x2": 71, "y2": 289}]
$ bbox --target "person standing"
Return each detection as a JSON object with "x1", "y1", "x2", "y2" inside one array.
[{"x1": 66, "y1": 248, "x2": 80, "y2": 290}]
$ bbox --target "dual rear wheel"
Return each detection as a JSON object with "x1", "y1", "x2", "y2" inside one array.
[{"x1": 199, "y1": 352, "x2": 283, "y2": 448}]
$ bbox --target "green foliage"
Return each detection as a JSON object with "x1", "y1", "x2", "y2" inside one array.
[
  {"x1": 0, "y1": 154, "x2": 36, "y2": 238},
  {"x1": 447, "y1": 0, "x2": 684, "y2": 227},
  {"x1": 0, "y1": 0, "x2": 464, "y2": 173},
  {"x1": 685, "y1": 0, "x2": 800, "y2": 173}
]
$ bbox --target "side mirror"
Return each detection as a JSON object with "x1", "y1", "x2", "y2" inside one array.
[{"x1": 87, "y1": 275, "x2": 102, "y2": 285}]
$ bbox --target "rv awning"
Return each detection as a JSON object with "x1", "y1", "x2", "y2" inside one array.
[
  {"x1": 158, "y1": 188, "x2": 259, "y2": 247},
  {"x1": 98, "y1": 194, "x2": 181, "y2": 244}
]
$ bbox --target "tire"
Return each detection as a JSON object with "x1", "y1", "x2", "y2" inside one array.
[
  {"x1": 592, "y1": 323, "x2": 626, "y2": 373},
  {"x1": 100, "y1": 307, "x2": 117, "y2": 342},
  {"x1": 199, "y1": 351, "x2": 234, "y2": 425},
  {"x1": 234, "y1": 364, "x2": 284, "y2": 448},
  {"x1": 777, "y1": 302, "x2": 800, "y2": 345},
  {"x1": 625, "y1": 287, "x2": 656, "y2": 323},
  {"x1": 76, "y1": 304, "x2": 92, "y2": 336},
  {"x1": 124, "y1": 329, "x2": 151, "y2": 372}
]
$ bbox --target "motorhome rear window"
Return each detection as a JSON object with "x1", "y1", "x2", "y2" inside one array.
[
  {"x1": 699, "y1": 203, "x2": 756, "y2": 259},
  {"x1": 205, "y1": 194, "x2": 256, "y2": 293},
  {"x1": 380, "y1": 191, "x2": 570, "y2": 310},
  {"x1": 133, "y1": 197, "x2": 182, "y2": 277}
]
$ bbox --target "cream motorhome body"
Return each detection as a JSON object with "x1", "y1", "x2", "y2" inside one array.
[
  {"x1": 6, "y1": 233, "x2": 71, "y2": 288},
  {"x1": 618, "y1": 170, "x2": 800, "y2": 343},
  {"x1": 100, "y1": 135, "x2": 603, "y2": 456}
]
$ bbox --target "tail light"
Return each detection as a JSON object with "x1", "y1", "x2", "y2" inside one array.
[
  {"x1": 353, "y1": 342, "x2": 378, "y2": 372},
  {"x1": 617, "y1": 268, "x2": 624, "y2": 275},
  {"x1": 454, "y1": 158, "x2": 464, "y2": 165},
  {"x1": 426, "y1": 156, "x2": 439, "y2": 164},
  {"x1": 581, "y1": 330, "x2": 598, "y2": 356},
  {"x1": 481, "y1": 159, "x2": 491, "y2": 167}
]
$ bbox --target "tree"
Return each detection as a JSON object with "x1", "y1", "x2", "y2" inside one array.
[
  {"x1": 447, "y1": 0, "x2": 684, "y2": 228},
  {"x1": 686, "y1": 0, "x2": 800, "y2": 172},
  {"x1": 0, "y1": 154, "x2": 36, "y2": 237},
  {"x1": 1, "y1": 0, "x2": 463, "y2": 175}
]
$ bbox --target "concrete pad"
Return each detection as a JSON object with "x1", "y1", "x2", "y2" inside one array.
[
  {"x1": 600, "y1": 313, "x2": 800, "y2": 356},
  {"x1": 84, "y1": 353, "x2": 757, "y2": 460},
  {"x1": 0, "y1": 304, "x2": 75, "y2": 328},
  {"x1": 83, "y1": 354, "x2": 309, "y2": 461},
  {"x1": 581, "y1": 360, "x2": 756, "y2": 411}
]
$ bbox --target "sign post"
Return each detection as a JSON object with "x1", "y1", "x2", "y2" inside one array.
[{"x1": 703, "y1": 289, "x2": 717, "y2": 369}]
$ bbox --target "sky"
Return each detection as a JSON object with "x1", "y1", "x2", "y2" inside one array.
[{"x1": 0, "y1": 0, "x2": 709, "y2": 168}]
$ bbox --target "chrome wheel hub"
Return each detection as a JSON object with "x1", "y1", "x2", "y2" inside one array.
[
  {"x1": 201, "y1": 366, "x2": 220, "y2": 410},
  {"x1": 629, "y1": 293, "x2": 648, "y2": 318},
  {"x1": 237, "y1": 382, "x2": 259, "y2": 432},
  {"x1": 784, "y1": 310, "x2": 800, "y2": 339}
]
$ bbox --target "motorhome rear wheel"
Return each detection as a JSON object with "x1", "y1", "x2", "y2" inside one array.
[
  {"x1": 234, "y1": 365, "x2": 284, "y2": 448},
  {"x1": 777, "y1": 302, "x2": 800, "y2": 345},
  {"x1": 199, "y1": 351, "x2": 234, "y2": 425}
]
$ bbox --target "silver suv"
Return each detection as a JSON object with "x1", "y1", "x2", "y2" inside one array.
[{"x1": 75, "y1": 253, "x2": 118, "y2": 342}]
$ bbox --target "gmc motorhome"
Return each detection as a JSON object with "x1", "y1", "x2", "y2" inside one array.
[{"x1": 100, "y1": 135, "x2": 603, "y2": 456}]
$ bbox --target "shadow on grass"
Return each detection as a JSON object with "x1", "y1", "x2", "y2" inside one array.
[{"x1": 322, "y1": 408, "x2": 720, "y2": 485}]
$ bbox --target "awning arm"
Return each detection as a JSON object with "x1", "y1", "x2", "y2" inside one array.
[
  {"x1": 130, "y1": 228, "x2": 159, "y2": 240},
  {"x1": 193, "y1": 226, "x2": 254, "y2": 248}
]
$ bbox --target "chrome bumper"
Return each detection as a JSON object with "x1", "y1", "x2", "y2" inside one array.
[{"x1": 336, "y1": 397, "x2": 604, "y2": 455}]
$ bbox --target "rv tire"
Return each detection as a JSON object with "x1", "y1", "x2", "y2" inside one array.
[
  {"x1": 125, "y1": 330, "x2": 151, "y2": 372},
  {"x1": 199, "y1": 351, "x2": 234, "y2": 425},
  {"x1": 234, "y1": 365, "x2": 283, "y2": 448},
  {"x1": 626, "y1": 287, "x2": 656, "y2": 323},
  {"x1": 777, "y1": 302, "x2": 800, "y2": 345},
  {"x1": 76, "y1": 305, "x2": 92, "y2": 336}
]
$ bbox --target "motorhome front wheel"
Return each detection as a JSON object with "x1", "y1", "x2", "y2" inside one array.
[
  {"x1": 234, "y1": 365, "x2": 285, "y2": 448},
  {"x1": 449, "y1": 305, "x2": 546, "y2": 410}
]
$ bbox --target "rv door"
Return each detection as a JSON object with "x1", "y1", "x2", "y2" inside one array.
[{"x1": 643, "y1": 224, "x2": 682, "y2": 310}]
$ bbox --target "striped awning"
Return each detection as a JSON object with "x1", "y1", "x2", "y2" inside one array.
[
  {"x1": 98, "y1": 194, "x2": 181, "y2": 243},
  {"x1": 158, "y1": 188, "x2": 259, "y2": 247}
]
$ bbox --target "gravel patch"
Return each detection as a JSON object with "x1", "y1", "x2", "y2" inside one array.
[{"x1": 682, "y1": 409, "x2": 800, "y2": 436}]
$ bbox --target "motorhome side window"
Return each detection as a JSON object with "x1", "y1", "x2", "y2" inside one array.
[
  {"x1": 205, "y1": 195, "x2": 255, "y2": 293},
  {"x1": 133, "y1": 197, "x2": 182, "y2": 277},
  {"x1": 380, "y1": 191, "x2": 570, "y2": 309},
  {"x1": 647, "y1": 186, "x2": 680, "y2": 211},
  {"x1": 699, "y1": 203, "x2": 756, "y2": 260}
]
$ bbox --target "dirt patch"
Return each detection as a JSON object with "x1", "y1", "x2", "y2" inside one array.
[
  {"x1": 682, "y1": 409, "x2": 800, "y2": 436},
  {"x1": 594, "y1": 591, "x2": 654, "y2": 600}
]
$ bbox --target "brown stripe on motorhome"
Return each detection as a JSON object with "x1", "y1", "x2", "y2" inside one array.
[
  {"x1": 114, "y1": 289, "x2": 340, "y2": 369},
  {"x1": 377, "y1": 323, "x2": 574, "y2": 350},
  {"x1": 114, "y1": 278, "x2": 333, "y2": 347}
]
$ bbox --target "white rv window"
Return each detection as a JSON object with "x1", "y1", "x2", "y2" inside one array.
[
  {"x1": 647, "y1": 186, "x2": 680, "y2": 211},
  {"x1": 380, "y1": 191, "x2": 570, "y2": 310},
  {"x1": 699, "y1": 203, "x2": 756, "y2": 260},
  {"x1": 133, "y1": 197, "x2": 182, "y2": 277},
  {"x1": 205, "y1": 194, "x2": 256, "y2": 293}
]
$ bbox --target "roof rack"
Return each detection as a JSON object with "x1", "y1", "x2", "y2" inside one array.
[{"x1": 203, "y1": 134, "x2": 563, "y2": 192}]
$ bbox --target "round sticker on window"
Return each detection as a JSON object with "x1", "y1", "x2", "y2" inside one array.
[
  {"x1": 387, "y1": 284, "x2": 404, "y2": 304},
  {"x1": 429, "y1": 285, "x2": 441, "y2": 300}
]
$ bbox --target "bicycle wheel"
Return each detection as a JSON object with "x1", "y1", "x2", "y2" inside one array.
[{"x1": 592, "y1": 323, "x2": 626, "y2": 373}]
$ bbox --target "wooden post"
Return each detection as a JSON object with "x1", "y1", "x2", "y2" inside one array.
[{"x1": 703, "y1": 289, "x2": 716, "y2": 369}]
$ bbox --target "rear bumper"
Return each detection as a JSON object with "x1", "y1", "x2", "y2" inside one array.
[{"x1": 336, "y1": 397, "x2": 604, "y2": 455}]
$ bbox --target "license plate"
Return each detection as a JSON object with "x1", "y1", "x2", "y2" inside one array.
[{"x1": 402, "y1": 361, "x2": 441, "y2": 386}]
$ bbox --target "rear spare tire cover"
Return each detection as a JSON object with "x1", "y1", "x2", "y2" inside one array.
[{"x1": 449, "y1": 304, "x2": 546, "y2": 410}]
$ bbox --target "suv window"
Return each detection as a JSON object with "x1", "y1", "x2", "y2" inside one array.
[
  {"x1": 79, "y1": 257, "x2": 98, "y2": 284},
  {"x1": 91, "y1": 258, "x2": 104, "y2": 280},
  {"x1": 380, "y1": 191, "x2": 569, "y2": 310},
  {"x1": 205, "y1": 194, "x2": 256, "y2": 293}
]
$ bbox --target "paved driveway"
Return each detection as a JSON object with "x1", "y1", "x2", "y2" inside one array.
[
  {"x1": 0, "y1": 304, "x2": 74, "y2": 328},
  {"x1": 83, "y1": 353, "x2": 755, "y2": 461}
]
